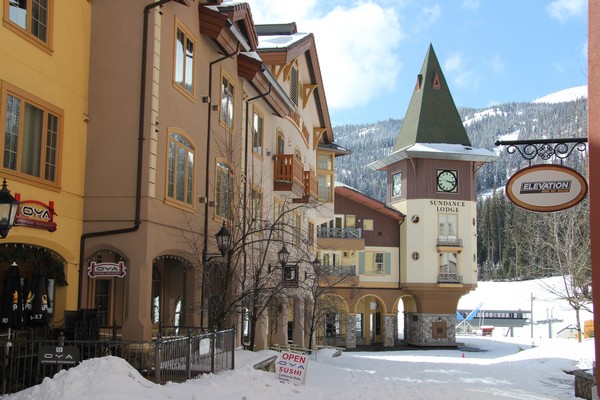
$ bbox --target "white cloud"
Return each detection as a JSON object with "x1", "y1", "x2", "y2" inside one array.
[
  {"x1": 462, "y1": 0, "x2": 480, "y2": 10},
  {"x1": 444, "y1": 53, "x2": 480, "y2": 91},
  {"x1": 304, "y1": 5, "x2": 402, "y2": 109},
  {"x1": 547, "y1": 0, "x2": 586, "y2": 23},
  {"x1": 422, "y1": 4, "x2": 442, "y2": 27},
  {"x1": 238, "y1": 1, "x2": 403, "y2": 111},
  {"x1": 444, "y1": 53, "x2": 463, "y2": 73},
  {"x1": 489, "y1": 55, "x2": 505, "y2": 75}
]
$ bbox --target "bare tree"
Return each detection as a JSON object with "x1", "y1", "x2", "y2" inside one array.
[{"x1": 536, "y1": 200, "x2": 591, "y2": 342}]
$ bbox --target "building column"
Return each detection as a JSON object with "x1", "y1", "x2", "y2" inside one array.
[
  {"x1": 274, "y1": 301, "x2": 289, "y2": 346},
  {"x1": 292, "y1": 298, "x2": 305, "y2": 348},
  {"x1": 254, "y1": 312, "x2": 269, "y2": 350},
  {"x1": 122, "y1": 259, "x2": 153, "y2": 341},
  {"x1": 383, "y1": 313, "x2": 397, "y2": 347},
  {"x1": 345, "y1": 313, "x2": 356, "y2": 349}
]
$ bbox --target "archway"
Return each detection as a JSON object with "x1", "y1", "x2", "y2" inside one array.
[
  {"x1": 394, "y1": 295, "x2": 417, "y2": 341},
  {"x1": 152, "y1": 255, "x2": 193, "y2": 334},
  {"x1": 354, "y1": 294, "x2": 386, "y2": 346}
]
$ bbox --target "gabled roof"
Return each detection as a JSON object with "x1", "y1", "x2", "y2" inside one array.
[
  {"x1": 335, "y1": 183, "x2": 405, "y2": 222},
  {"x1": 255, "y1": 24, "x2": 334, "y2": 145},
  {"x1": 210, "y1": 2, "x2": 259, "y2": 50},
  {"x1": 393, "y1": 44, "x2": 471, "y2": 151}
]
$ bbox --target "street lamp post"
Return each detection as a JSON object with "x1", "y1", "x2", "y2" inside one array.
[
  {"x1": 0, "y1": 179, "x2": 19, "y2": 238},
  {"x1": 200, "y1": 222, "x2": 232, "y2": 329}
]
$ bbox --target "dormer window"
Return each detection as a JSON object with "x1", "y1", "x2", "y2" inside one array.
[{"x1": 432, "y1": 72, "x2": 441, "y2": 89}]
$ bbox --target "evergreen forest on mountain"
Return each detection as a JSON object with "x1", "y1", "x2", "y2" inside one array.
[{"x1": 332, "y1": 98, "x2": 590, "y2": 293}]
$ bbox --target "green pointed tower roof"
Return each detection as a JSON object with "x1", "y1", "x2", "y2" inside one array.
[{"x1": 393, "y1": 44, "x2": 471, "y2": 151}]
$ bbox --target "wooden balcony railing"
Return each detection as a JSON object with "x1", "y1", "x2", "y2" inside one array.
[
  {"x1": 304, "y1": 171, "x2": 318, "y2": 199},
  {"x1": 294, "y1": 171, "x2": 318, "y2": 203},
  {"x1": 273, "y1": 154, "x2": 304, "y2": 196}
]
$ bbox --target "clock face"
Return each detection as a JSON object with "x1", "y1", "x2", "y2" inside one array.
[
  {"x1": 437, "y1": 170, "x2": 458, "y2": 192},
  {"x1": 392, "y1": 172, "x2": 402, "y2": 196}
]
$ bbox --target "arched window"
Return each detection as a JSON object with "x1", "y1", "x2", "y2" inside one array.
[{"x1": 167, "y1": 130, "x2": 195, "y2": 206}]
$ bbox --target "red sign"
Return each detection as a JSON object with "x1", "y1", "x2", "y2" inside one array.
[
  {"x1": 88, "y1": 261, "x2": 127, "y2": 278},
  {"x1": 14, "y1": 194, "x2": 57, "y2": 232}
]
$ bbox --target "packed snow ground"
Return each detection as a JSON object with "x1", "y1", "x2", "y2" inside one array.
[
  {"x1": 2, "y1": 277, "x2": 595, "y2": 400},
  {"x1": 2, "y1": 337, "x2": 593, "y2": 400}
]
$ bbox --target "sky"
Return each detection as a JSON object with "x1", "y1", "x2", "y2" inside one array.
[
  {"x1": 3, "y1": 277, "x2": 595, "y2": 400},
  {"x1": 229, "y1": 0, "x2": 588, "y2": 126}
]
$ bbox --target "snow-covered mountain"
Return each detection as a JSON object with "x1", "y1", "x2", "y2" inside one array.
[
  {"x1": 333, "y1": 87, "x2": 588, "y2": 201},
  {"x1": 533, "y1": 85, "x2": 587, "y2": 104}
]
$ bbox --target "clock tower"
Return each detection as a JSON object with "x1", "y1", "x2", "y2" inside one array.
[{"x1": 368, "y1": 44, "x2": 498, "y2": 346}]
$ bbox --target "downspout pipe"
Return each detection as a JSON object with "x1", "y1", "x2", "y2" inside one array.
[
  {"x1": 78, "y1": 0, "x2": 186, "y2": 309},
  {"x1": 200, "y1": 46, "x2": 240, "y2": 328}
]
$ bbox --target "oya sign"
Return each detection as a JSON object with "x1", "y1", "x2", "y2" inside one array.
[
  {"x1": 88, "y1": 261, "x2": 127, "y2": 278},
  {"x1": 505, "y1": 164, "x2": 587, "y2": 212},
  {"x1": 276, "y1": 351, "x2": 309, "y2": 385},
  {"x1": 39, "y1": 346, "x2": 79, "y2": 365},
  {"x1": 14, "y1": 194, "x2": 57, "y2": 232}
]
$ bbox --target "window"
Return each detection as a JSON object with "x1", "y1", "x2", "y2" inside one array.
[
  {"x1": 220, "y1": 74, "x2": 234, "y2": 130},
  {"x1": 364, "y1": 252, "x2": 385, "y2": 275},
  {"x1": 293, "y1": 211, "x2": 301, "y2": 246},
  {"x1": 273, "y1": 199, "x2": 284, "y2": 241},
  {"x1": 4, "y1": 0, "x2": 52, "y2": 50},
  {"x1": 1, "y1": 83, "x2": 61, "y2": 184},
  {"x1": 325, "y1": 313, "x2": 340, "y2": 337},
  {"x1": 167, "y1": 130, "x2": 194, "y2": 206},
  {"x1": 289, "y1": 64, "x2": 299, "y2": 107},
  {"x1": 308, "y1": 221, "x2": 314, "y2": 248},
  {"x1": 276, "y1": 132, "x2": 285, "y2": 154},
  {"x1": 438, "y1": 214, "x2": 458, "y2": 240},
  {"x1": 363, "y1": 219, "x2": 373, "y2": 231},
  {"x1": 252, "y1": 110, "x2": 263, "y2": 157},
  {"x1": 174, "y1": 22, "x2": 195, "y2": 96},
  {"x1": 215, "y1": 161, "x2": 233, "y2": 218},
  {"x1": 355, "y1": 313, "x2": 363, "y2": 338},
  {"x1": 439, "y1": 252, "x2": 458, "y2": 277},
  {"x1": 345, "y1": 215, "x2": 355, "y2": 228},
  {"x1": 251, "y1": 187, "x2": 262, "y2": 229},
  {"x1": 317, "y1": 153, "x2": 334, "y2": 203},
  {"x1": 317, "y1": 153, "x2": 333, "y2": 170}
]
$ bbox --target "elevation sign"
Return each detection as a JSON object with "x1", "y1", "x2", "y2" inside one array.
[{"x1": 505, "y1": 164, "x2": 587, "y2": 212}]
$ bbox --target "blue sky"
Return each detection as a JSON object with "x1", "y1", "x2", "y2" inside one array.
[{"x1": 233, "y1": 0, "x2": 588, "y2": 126}]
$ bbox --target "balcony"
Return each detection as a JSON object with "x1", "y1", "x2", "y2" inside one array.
[
  {"x1": 317, "y1": 227, "x2": 365, "y2": 251},
  {"x1": 318, "y1": 265, "x2": 356, "y2": 277},
  {"x1": 317, "y1": 227, "x2": 362, "y2": 239},
  {"x1": 436, "y1": 237, "x2": 463, "y2": 252},
  {"x1": 273, "y1": 154, "x2": 304, "y2": 197},
  {"x1": 437, "y1": 273, "x2": 463, "y2": 284},
  {"x1": 293, "y1": 171, "x2": 318, "y2": 203}
]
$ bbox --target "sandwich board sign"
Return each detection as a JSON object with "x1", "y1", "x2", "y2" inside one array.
[{"x1": 275, "y1": 351, "x2": 309, "y2": 385}]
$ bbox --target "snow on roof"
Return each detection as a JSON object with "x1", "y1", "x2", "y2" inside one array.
[
  {"x1": 368, "y1": 142, "x2": 499, "y2": 170},
  {"x1": 258, "y1": 33, "x2": 310, "y2": 49}
]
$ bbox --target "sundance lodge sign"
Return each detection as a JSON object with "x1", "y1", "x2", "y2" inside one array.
[{"x1": 505, "y1": 164, "x2": 587, "y2": 212}]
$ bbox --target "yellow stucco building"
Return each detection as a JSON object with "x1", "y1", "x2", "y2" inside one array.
[{"x1": 0, "y1": 0, "x2": 91, "y2": 322}]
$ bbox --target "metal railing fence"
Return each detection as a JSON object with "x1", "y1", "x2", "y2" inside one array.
[{"x1": 1, "y1": 328, "x2": 235, "y2": 395}]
